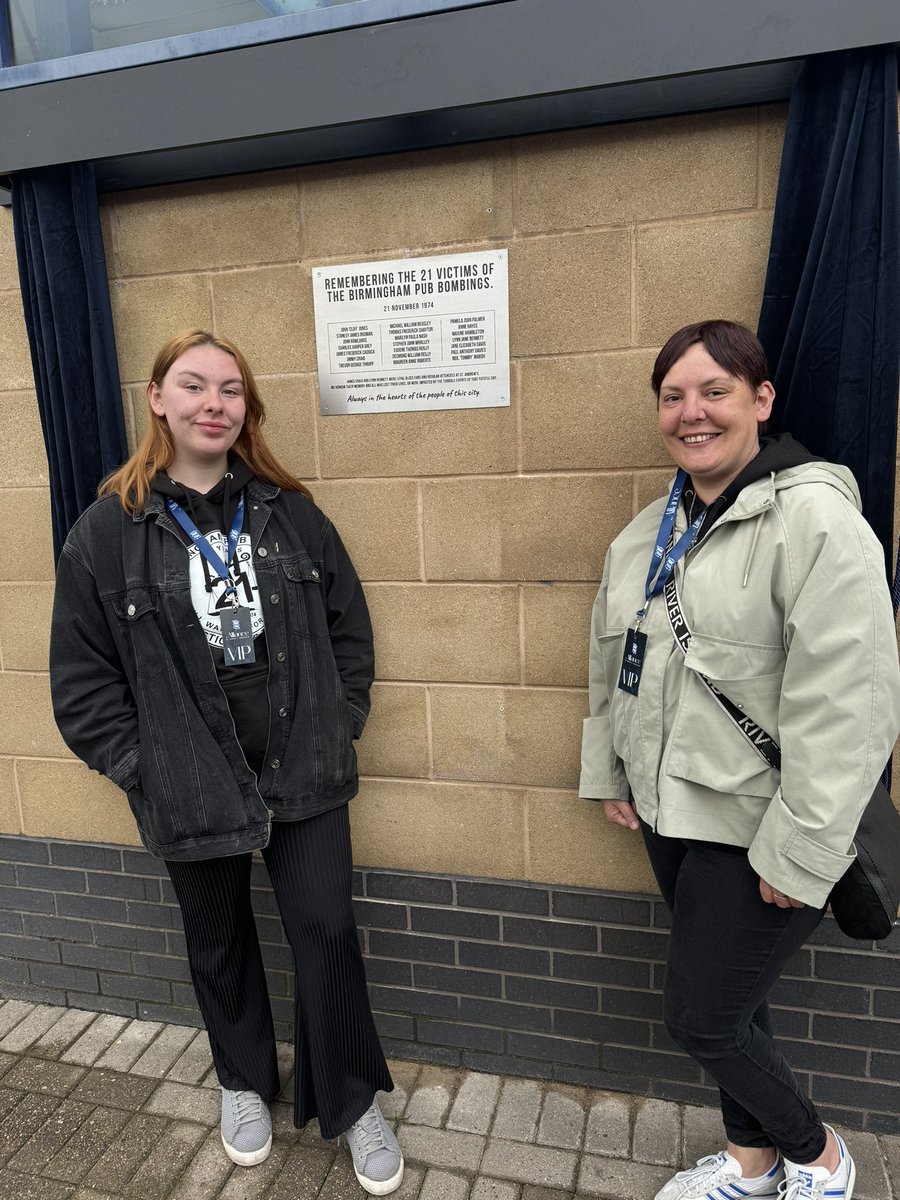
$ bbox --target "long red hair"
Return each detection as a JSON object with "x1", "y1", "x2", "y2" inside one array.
[{"x1": 99, "y1": 328, "x2": 314, "y2": 513}]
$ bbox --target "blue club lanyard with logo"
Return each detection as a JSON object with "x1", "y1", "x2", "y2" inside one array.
[
  {"x1": 166, "y1": 493, "x2": 256, "y2": 666},
  {"x1": 618, "y1": 469, "x2": 704, "y2": 696}
]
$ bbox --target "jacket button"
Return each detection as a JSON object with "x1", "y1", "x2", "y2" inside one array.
[
  {"x1": 258, "y1": 547, "x2": 268, "y2": 557},
  {"x1": 278, "y1": 706, "x2": 288, "y2": 717},
  {"x1": 311, "y1": 568, "x2": 320, "y2": 580},
  {"x1": 271, "y1": 759, "x2": 281, "y2": 769},
  {"x1": 276, "y1": 651, "x2": 286, "y2": 662},
  {"x1": 127, "y1": 604, "x2": 136, "y2": 617},
  {"x1": 270, "y1": 594, "x2": 279, "y2": 604}
]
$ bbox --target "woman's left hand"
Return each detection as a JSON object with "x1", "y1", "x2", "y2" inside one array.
[{"x1": 759, "y1": 878, "x2": 805, "y2": 909}]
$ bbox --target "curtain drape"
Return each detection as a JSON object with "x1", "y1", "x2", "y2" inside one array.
[
  {"x1": 12, "y1": 162, "x2": 126, "y2": 561},
  {"x1": 757, "y1": 46, "x2": 900, "y2": 579}
]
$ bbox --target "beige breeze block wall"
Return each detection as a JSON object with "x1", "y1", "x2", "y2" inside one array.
[{"x1": 0, "y1": 104, "x2": 793, "y2": 895}]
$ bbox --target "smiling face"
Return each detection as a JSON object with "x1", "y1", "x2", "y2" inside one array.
[
  {"x1": 148, "y1": 344, "x2": 247, "y2": 480},
  {"x1": 657, "y1": 341, "x2": 775, "y2": 504}
]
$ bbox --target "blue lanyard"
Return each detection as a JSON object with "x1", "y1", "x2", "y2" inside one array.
[
  {"x1": 166, "y1": 493, "x2": 245, "y2": 600},
  {"x1": 637, "y1": 470, "x2": 704, "y2": 622}
]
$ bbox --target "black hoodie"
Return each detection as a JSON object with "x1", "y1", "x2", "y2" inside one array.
[
  {"x1": 151, "y1": 457, "x2": 270, "y2": 774},
  {"x1": 687, "y1": 433, "x2": 821, "y2": 543}
]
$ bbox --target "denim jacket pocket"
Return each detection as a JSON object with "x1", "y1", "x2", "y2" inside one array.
[
  {"x1": 110, "y1": 587, "x2": 168, "y2": 681},
  {"x1": 278, "y1": 555, "x2": 328, "y2": 640}
]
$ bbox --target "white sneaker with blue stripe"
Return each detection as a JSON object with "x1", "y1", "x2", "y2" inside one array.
[
  {"x1": 781, "y1": 1127, "x2": 856, "y2": 1200},
  {"x1": 654, "y1": 1151, "x2": 783, "y2": 1200}
]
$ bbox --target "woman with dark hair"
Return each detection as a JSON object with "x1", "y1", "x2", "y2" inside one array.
[
  {"x1": 580, "y1": 320, "x2": 900, "y2": 1200},
  {"x1": 50, "y1": 329, "x2": 403, "y2": 1194}
]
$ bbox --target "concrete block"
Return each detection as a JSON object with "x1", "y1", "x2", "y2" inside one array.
[
  {"x1": 303, "y1": 143, "x2": 512, "y2": 257},
  {"x1": 167, "y1": 1127, "x2": 238, "y2": 1200},
  {"x1": 318, "y1": 404, "x2": 517, "y2": 480},
  {"x1": 422, "y1": 475, "x2": 632, "y2": 582},
  {"x1": 108, "y1": 172, "x2": 301, "y2": 275},
  {"x1": 127, "y1": 1118, "x2": 208, "y2": 1196},
  {"x1": 31, "y1": 1007, "x2": 97, "y2": 1060},
  {"x1": 522, "y1": 584, "x2": 596, "y2": 688},
  {"x1": 519, "y1": 352, "x2": 665, "y2": 473},
  {"x1": 0, "y1": 211, "x2": 18, "y2": 291},
  {"x1": 0, "y1": 293, "x2": 34, "y2": 391},
  {"x1": 313, "y1": 479, "x2": 421, "y2": 582},
  {"x1": 258, "y1": 374, "x2": 319, "y2": 482},
  {"x1": 83, "y1": 1110, "x2": 169, "y2": 1193},
  {"x1": 211, "y1": 265, "x2": 315, "y2": 374},
  {"x1": 166, "y1": 1030, "x2": 214, "y2": 1085},
  {"x1": 681, "y1": 1102, "x2": 724, "y2": 1166},
  {"x1": 357, "y1": 684, "x2": 430, "y2": 780},
  {"x1": 405, "y1": 1065, "x2": 461, "y2": 1127},
  {"x1": 366, "y1": 584, "x2": 520, "y2": 683},
  {"x1": 0, "y1": 1003, "x2": 67, "y2": 1052},
  {"x1": 419, "y1": 1168, "x2": 473, "y2": 1200},
  {"x1": 635, "y1": 213, "x2": 772, "y2": 345},
  {"x1": 0, "y1": 391, "x2": 49, "y2": 486},
  {"x1": 0, "y1": 488, "x2": 53, "y2": 579},
  {"x1": 515, "y1": 109, "x2": 758, "y2": 232},
  {"x1": 0, "y1": 582, "x2": 53, "y2": 670},
  {"x1": 351, "y1": 779, "x2": 527, "y2": 880},
  {"x1": 526, "y1": 790, "x2": 657, "y2": 891},
  {"x1": 0, "y1": 757, "x2": 20, "y2": 835},
  {"x1": 110, "y1": 274, "x2": 213, "y2": 384},
  {"x1": 17, "y1": 759, "x2": 140, "y2": 847},
  {"x1": 470, "y1": 1179, "x2": 519, "y2": 1200},
  {"x1": 0, "y1": 671, "x2": 68, "y2": 758},
  {"x1": 130, "y1": 1024, "x2": 198, "y2": 1078},
  {"x1": 509, "y1": 231, "x2": 631, "y2": 358},
  {"x1": 758, "y1": 104, "x2": 788, "y2": 208},
  {"x1": 430, "y1": 686, "x2": 586, "y2": 789}
]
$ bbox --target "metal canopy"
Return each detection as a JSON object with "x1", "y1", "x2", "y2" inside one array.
[{"x1": 0, "y1": 0, "x2": 899, "y2": 201}]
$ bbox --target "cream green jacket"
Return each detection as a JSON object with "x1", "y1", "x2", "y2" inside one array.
[{"x1": 579, "y1": 462, "x2": 900, "y2": 907}]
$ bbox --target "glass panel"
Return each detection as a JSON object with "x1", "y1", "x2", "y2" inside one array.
[{"x1": 7, "y1": 0, "x2": 457, "y2": 66}]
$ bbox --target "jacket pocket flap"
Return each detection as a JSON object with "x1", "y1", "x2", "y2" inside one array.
[
  {"x1": 111, "y1": 588, "x2": 158, "y2": 621},
  {"x1": 280, "y1": 557, "x2": 322, "y2": 584},
  {"x1": 684, "y1": 632, "x2": 783, "y2": 683}
]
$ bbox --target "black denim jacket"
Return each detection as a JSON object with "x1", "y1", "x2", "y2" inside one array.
[{"x1": 49, "y1": 479, "x2": 374, "y2": 861}]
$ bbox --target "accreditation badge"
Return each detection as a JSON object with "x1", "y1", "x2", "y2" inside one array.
[
  {"x1": 221, "y1": 607, "x2": 256, "y2": 666},
  {"x1": 618, "y1": 628, "x2": 647, "y2": 696}
]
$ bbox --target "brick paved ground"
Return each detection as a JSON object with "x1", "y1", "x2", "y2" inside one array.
[{"x1": 0, "y1": 1000, "x2": 896, "y2": 1200}]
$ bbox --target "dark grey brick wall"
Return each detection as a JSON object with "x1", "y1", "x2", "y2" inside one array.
[{"x1": 0, "y1": 834, "x2": 898, "y2": 1132}]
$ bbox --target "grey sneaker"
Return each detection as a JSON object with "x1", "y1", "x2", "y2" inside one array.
[
  {"x1": 220, "y1": 1087, "x2": 272, "y2": 1167},
  {"x1": 344, "y1": 1098, "x2": 404, "y2": 1195}
]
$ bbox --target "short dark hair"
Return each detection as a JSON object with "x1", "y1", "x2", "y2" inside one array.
[{"x1": 651, "y1": 320, "x2": 770, "y2": 397}]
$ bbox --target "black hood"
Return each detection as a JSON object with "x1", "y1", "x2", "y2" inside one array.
[
  {"x1": 690, "y1": 434, "x2": 820, "y2": 542},
  {"x1": 151, "y1": 455, "x2": 256, "y2": 536}
]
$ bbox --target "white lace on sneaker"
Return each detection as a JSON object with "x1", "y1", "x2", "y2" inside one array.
[
  {"x1": 220, "y1": 1087, "x2": 272, "y2": 1167},
  {"x1": 345, "y1": 1098, "x2": 404, "y2": 1196},
  {"x1": 780, "y1": 1127, "x2": 856, "y2": 1200},
  {"x1": 655, "y1": 1151, "x2": 783, "y2": 1200}
]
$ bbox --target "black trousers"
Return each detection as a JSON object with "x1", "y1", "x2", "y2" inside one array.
[
  {"x1": 165, "y1": 804, "x2": 392, "y2": 1139},
  {"x1": 642, "y1": 822, "x2": 827, "y2": 1163}
]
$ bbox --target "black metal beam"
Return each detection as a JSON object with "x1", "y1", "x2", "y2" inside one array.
[{"x1": 0, "y1": 0, "x2": 898, "y2": 193}]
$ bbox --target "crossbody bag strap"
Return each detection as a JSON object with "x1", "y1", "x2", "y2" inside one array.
[{"x1": 663, "y1": 570, "x2": 782, "y2": 772}]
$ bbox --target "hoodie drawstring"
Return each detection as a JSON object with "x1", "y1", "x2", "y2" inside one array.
[{"x1": 742, "y1": 510, "x2": 765, "y2": 588}]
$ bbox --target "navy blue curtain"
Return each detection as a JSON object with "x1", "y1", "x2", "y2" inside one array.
[
  {"x1": 757, "y1": 46, "x2": 900, "y2": 579},
  {"x1": 11, "y1": 163, "x2": 126, "y2": 561}
]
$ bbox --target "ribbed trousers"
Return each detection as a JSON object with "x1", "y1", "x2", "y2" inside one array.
[{"x1": 164, "y1": 804, "x2": 393, "y2": 1139}]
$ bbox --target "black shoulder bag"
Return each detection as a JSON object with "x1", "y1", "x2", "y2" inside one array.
[{"x1": 664, "y1": 571, "x2": 900, "y2": 941}]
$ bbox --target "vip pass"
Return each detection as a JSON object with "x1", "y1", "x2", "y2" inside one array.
[{"x1": 618, "y1": 469, "x2": 703, "y2": 697}]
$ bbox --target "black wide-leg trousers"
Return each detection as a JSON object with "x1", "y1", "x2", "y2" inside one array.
[{"x1": 165, "y1": 803, "x2": 392, "y2": 1139}]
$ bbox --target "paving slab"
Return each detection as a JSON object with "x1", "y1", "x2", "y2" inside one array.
[
  {"x1": 3, "y1": 1056, "x2": 86, "y2": 1096},
  {"x1": 167, "y1": 1127, "x2": 236, "y2": 1200},
  {"x1": 470, "y1": 1177, "x2": 520, "y2": 1200},
  {"x1": 0, "y1": 1168, "x2": 75, "y2": 1200},
  {"x1": 95, "y1": 1019, "x2": 162, "y2": 1072},
  {"x1": 399, "y1": 1126, "x2": 486, "y2": 1173},
  {"x1": 218, "y1": 1140, "x2": 291, "y2": 1199},
  {"x1": 6, "y1": 1096, "x2": 94, "y2": 1174},
  {"x1": 882, "y1": 1136, "x2": 900, "y2": 1197},
  {"x1": 382, "y1": 1059, "x2": 422, "y2": 1121},
  {"x1": 836, "y1": 1129, "x2": 890, "y2": 1200},
  {"x1": 144, "y1": 1078, "x2": 220, "y2": 1125},
  {"x1": 0, "y1": 1001, "x2": 36, "y2": 1039},
  {"x1": 266, "y1": 1143, "x2": 335, "y2": 1200},
  {"x1": 480, "y1": 1140, "x2": 578, "y2": 1190},
  {"x1": 0, "y1": 1091, "x2": 61, "y2": 1165},
  {"x1": 0, "y1": 1004, "x2": 67, "y2": 1053},
  {"x1": 83, "y1": 1110, "x2": 169, "y2": 1193},
  {"x1": 166, "y1": 1029, "x2": 214, "y2": 1084},
  {"x1": 407, "y1": 1066, "x2": 462, "y2": 1127},
  {"x1": 419, "y1": 1167, "x2": 473, "y2": 1200},
  {"x1": 43, "y1": 1104, "x2": 132, "y2": 1183},
  {"x1": 681, "y1": 1102, "x2": 723, "y2": 1167},
  {"x1": 129, "y1": 1024, "x2": 196, "y2": 1077},
  {"x1": 577, "y1": 1153, "x2": 673, "y2": 1199},
  {"x1": 492, "y1": 1080, "x2": 543, "y2": 1143},
  {"x1": 632, "y1": 1098, "x2": 680, "y2": 1167},
  {"x1": 61, "y1": 1015, "x2": 129, "y2": 1066},
  {"x1": 583, "y1": 1094, "x2": 630, "y2": 1159},
  {"x1": 31, "y1": 1009, "x2": 97, "y2": 1060},
  {"x1": 537, "y1": 1089, "x2": 587, "y2": 1150},
  {"x1": 70, "y1": 1065, "x2": 157, "y2": 1110},
  {"x1": 448, "y1": 1073, "x2": 502, "y2": 1135},
  {"x1": 125, "y1": 1118, "x2": 208, "y2": 1198}
]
